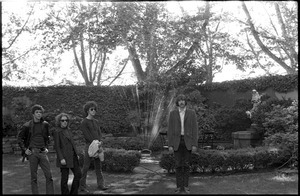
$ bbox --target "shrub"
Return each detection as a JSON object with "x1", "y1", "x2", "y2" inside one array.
[
  {"x1": 213, "y1": 107, "x2": 252, "y2": 141},
  {"x1": 159, "y1": 146, "x2": 289, "y2": 174},
  {"x1": 262, "y1": 100, "x2": 298, "y2": 168},
  {"x1": 159, "y1": 152, "x2": 175, "y2": 173},
  {"x1": 103, "y1": 135, "x2": 164, "y2": 152},
  {"x1": 103, "y1": 136, "x2": 146, "y2": 151},
  {"x1": 102, "y1": 148, "x2": 141, "y2": 172},
  {"x1": 251, "y1": 97, "x2": 293, "y2": 128}
]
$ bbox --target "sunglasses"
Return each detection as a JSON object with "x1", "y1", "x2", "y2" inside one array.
[
  {"x1": 60, "y1": 119, "x2": 69, "y2": 122},
  {"x1": 89, "y1": 108, "x2": 96, "y2": 111}
]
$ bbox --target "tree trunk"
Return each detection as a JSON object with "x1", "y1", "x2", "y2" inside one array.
[{"x1": 128, "y1": 45, "x2": 146, "y2": 82}]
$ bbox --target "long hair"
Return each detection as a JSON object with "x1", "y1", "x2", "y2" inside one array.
[
  {"x1": 55, "y1": 113, "x2": 70, "y2": 128},
  {"x1": 175, "y1": 94, "x2": 187, "y2": 107},
  {"x1": 83, "y1": 101, "x2": 98, "y2": 116}
]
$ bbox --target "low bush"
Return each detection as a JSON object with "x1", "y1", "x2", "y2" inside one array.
[
  {"x1": 159, "y1": 146, "x2": 290, "y2": 174},
  {"x1": 102, "y1": 148, "x2": 141, "y2": 172},
  {"x1": 103, "y1": 135, "x2": 164, "y2": 152},
  {"x1": 78, "y1": 148, "x2": 141, "y2": 172},
  {"x1": 262, "y1": 99, "x2": 298, "y2": 168}
]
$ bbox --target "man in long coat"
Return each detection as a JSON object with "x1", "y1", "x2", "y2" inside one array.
[{"x1": 168, "y1": 94, "x2": 198, "y2": 194}]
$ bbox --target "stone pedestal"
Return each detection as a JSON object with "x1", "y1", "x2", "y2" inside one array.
[{"x1": 232, "y1": 124, "x2": 262, "y2": 149}]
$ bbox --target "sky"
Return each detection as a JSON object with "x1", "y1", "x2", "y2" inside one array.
[{"x1": 2, "y1": 1, "x2": 288, "y2": 86}]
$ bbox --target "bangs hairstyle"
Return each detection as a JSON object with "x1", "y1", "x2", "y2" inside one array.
[
  {"x1": 55, "y1": 113, "x2": 70, "y2": 127},
  {"x1": 175, "y1": 94, "x2": 187, "y2": 106},
  {"x1": 31, "y1": 104, "x2": 44, "y2": 114},
  {"x1": 83, "y1": 101, "x2": 98, "y2": 116}
]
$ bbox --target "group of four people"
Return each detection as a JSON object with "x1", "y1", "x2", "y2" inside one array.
[{"x1": 17, "y1": 94, "x2": 198, "y2": 194}]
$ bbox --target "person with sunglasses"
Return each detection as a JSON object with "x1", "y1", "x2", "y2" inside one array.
[
  {"x1": 79, "y1": 101, "x2": 109, "y2": 193},
  {"x1": 54, "y1": 113, "x2": 82, "y2": 194}
]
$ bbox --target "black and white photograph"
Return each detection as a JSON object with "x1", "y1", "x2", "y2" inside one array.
[{"x1": 2, "y1": 1, "x2": 298, "y2": 194}]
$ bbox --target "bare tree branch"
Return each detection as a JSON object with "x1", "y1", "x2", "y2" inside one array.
[
  {"x1": 3, "y1": 3, "x2": 36, "y2": 51},
  {"x1": 241, "y1": 1, "x2": 295, "y2": 74},
  {"x1": 108, "y1": 57, "x2": 129, "y2": 86}
]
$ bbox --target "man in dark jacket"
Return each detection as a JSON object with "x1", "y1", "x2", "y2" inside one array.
[
  {"x1": 168, "y1": 94, "x2": 198, "y2": 194},
  {"x1": 17, "y1": 104, "x2": 54, "y2": 194}
]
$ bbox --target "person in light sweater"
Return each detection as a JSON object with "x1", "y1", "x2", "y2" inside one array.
[{"x1": 79, "y1": 101, "x2": 108, "y2": 193}]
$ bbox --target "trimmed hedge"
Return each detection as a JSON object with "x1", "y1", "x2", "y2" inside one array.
[
  {"x1": 103, "y1": 135, "x2": 164, "y2": 152},
  {"x1": 78, "y1": 148, "x2": 141, "y2": 173},
  {"x1": 102, "y1": 148, "x2": 141, "y2": 172},
  {"x1": 159, "y1": 146, "x2": 291, "y2": 174},
  {"x1": 199, "y1": 74, "x2": 298, "y2": 93},
  {"x1": 2, "y1": 85, "x2": 135, "y2": 136}
]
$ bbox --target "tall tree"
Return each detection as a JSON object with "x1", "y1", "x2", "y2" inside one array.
[
  {"x1": 2, "y1": 3, "x2": 37, "y2": 82},
  {"x1": 35, "y1": 2, "x2": 123, "y2": 86},
  {"x1": 241, "y1": 1, "x2": 298, "y2": 74},
  {"x1": 111, "y1": 2, "x2": 208, "y2": 85}
]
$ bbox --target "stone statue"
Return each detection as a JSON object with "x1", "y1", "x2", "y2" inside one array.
[{"x1": 246, "y1": 89, "x2": 261, "y2": 119}]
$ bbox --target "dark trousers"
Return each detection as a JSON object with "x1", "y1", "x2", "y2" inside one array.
[
  {"x1": 80, "y1": 145, "x2": 104, "y2": 189},
  {"x1": 28, "y1": 151, "x2": 54, "y2": 194},
  {"x1": 174, "y1": 136, "x2": 191, "y2": 190},
  {"x1": 60, "y1": 154, "x2": 82, "y2": 194}
]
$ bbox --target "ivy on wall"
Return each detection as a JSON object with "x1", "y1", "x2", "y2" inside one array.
[
  {"x1": 2, "y1": 74, "x2": 298, "y2": 136},
  {"x1": 2, "y1": 85, "x2": 135, "y2": 135},
  {"x1": 200, "y1": 74, "x2": 298, "y2": 93}
]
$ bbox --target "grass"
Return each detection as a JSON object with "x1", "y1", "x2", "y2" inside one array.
[{"x1": 2, "y1": 153, "x2": 298, "y2": 194}]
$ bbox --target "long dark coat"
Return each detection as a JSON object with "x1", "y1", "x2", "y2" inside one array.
[
  {"x1": 167, "y1": 108, "x2": 199, "y2": 151},
  {"x1": 54, "y1": 127, "x2": 79, "y2": 168}
]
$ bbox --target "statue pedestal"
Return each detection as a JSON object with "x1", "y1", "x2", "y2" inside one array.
[{"x1": 232, "y1": 124, "x2": 262, "y2": 149}]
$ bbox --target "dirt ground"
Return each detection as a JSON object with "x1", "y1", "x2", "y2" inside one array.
[{"x1": 2, "y1": 153, "x2": 298, "y2": 194}]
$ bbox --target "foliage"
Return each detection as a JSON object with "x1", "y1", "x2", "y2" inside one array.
[
  {"x1": 103, "y1": 135, "x2": 164, "y2": 152},
  {"x1": 262, "y1": 100, "x2": 298, "y2": 167},
  {"x1": 213, "y1": 106, "x2": 252, "y2": 141},
  {"x1": 102, "y1": 148, "x2": 141, "y2": 172},
  {"x1": 2, "y1": 85, "x2": 133, "y2": 136},
  {"x1": 78, "y1": 148, "x2": 141, "y2": 172},
  {"x1": 241, "y1": 1, "x2": 298, "y2": 74},
  {"x1": 200, "y1": 74, "x2": 298, "y2": 93},
  {"x1": 159, "y1": 152, "x2": 175, "y2": 173},
  {"x1": 34, "y1": 2, "x2": 121, "y2": 86},
  {"x1": 2, "y1": 74, "x2": 297, "y2": 140},
  {"x1": 251, "y1": 97, "x2": 293, "y2": 128},
  {"x1": 159, "y1": 146, "x2": 289, "y2": 174},
  {"x1": 103, "y1": 136, "x2": 145, "y2": 151},
  {"x1": 4, "y1": 2, "x2": 297, "y2": 86}
]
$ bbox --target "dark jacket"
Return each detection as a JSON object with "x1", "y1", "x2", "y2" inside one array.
[
  {"x1": 54, "y1": 127, "x2": 79, "y2": 168},
  {"x1": 17, "y1": 119, "x2": 50, "y2": 151},
  {"x1": 167, "y1": 108, "x2": 199, "y2": 151},
  {"x1": 80, "y1": 118, "x2": 102, "y2": 145}
]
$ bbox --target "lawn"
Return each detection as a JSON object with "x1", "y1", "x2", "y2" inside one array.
[
  {"x1": 2, "y1": 153, "x2": 132, "y2": 194},
  {"x1": 140, "y1": 170, "x2": 298, "y2": 194},
  {"x1": 2, "y1": 153, "x2": 298, "y2": 194}
]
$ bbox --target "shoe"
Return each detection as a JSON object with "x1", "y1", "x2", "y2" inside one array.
[
  {"x1": 184, "y1": 187, "x2": 190, "y2": 194},
  {"x1": 79, "y1": 187, "x2": 90, "y2": 193},
  {"x1": 97, "y1": 185, "x2": 109, "y2": 190}
]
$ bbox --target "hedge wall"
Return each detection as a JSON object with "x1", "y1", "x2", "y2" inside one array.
[
  {"x1": 2, "y1": 74, "x2": 298, "y2": 137},
  {"x1": 2, "y1": 85, "x2": 136, "y2": 135}
]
